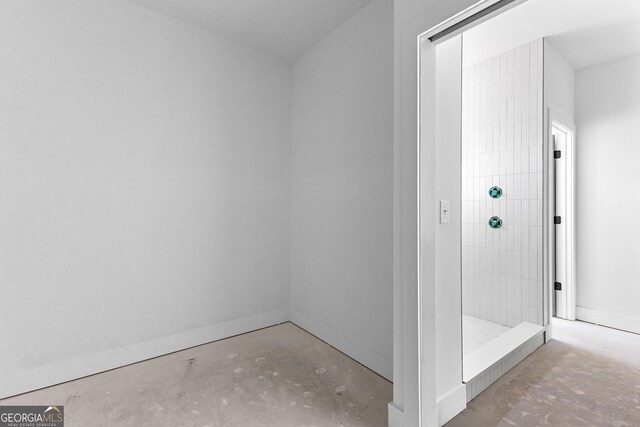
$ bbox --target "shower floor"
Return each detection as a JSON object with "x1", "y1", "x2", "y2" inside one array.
[{"x1": 463, "y1": 315, "x2": 510, "y2": 355}]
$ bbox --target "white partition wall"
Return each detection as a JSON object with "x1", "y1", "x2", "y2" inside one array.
[{"x1": 290, "y1": 0, "x2": 394, "y2": 380}]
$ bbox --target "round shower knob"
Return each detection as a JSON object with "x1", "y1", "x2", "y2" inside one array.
[
  {"x1": 488, "y1": 216, "x2": 503, "y2": 229},
  {"x1": 489, "y1": 186, "x2": 502, "y2": 199}
]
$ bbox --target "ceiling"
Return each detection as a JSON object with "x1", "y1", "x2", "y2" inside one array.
[
  {"x1": 463, "y1": 0, "x2": 640, "y2": 70},
  {"x1": 127, "y1": 0, "x2": 372, "y2": 61}
]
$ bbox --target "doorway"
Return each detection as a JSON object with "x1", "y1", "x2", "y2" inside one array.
[
  {"x1": 397, "y1": 0, "x2": 640, "y2": 425},
  {"x1": 551, "y1": 119, "x2": 575, "y2": 321}
]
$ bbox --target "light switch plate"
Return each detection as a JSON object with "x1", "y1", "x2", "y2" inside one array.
[{"x1": 440, "y1": 200, "x2": 450, "y2": 224}]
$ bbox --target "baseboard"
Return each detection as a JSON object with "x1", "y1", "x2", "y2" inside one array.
[
  {"x1": 388, "y1": 402, "x2": 404, "y2": 427},
  {"x1": 290, "y1": 309, "x2": 393, "y2": 381},
  {"x1": 437, "y1": 383, "x2": 467, "y2": 426},
  {"x1": 577, "y1": 306, "x2": 640, "y2": 335},
  {"x1": 0, "y1": 308, "x2": 288, "y2": 400}
]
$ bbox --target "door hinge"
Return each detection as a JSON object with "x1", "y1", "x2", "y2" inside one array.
[
  {"x1": 554, "y1": 150, "x2": 562, "y2": 159},
  {"x1": 554, "y1": 282, "x2": 562, "y2": 291},
  {"x1": 554, "y1": 216, "x2": 562, "y2": 224}
]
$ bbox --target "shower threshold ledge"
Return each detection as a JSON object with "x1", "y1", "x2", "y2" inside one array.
[{"x1": 463, "y1": 322, "x2": 545, "y2": 382}]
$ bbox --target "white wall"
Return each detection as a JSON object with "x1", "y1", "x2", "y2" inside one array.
[
  {"x1": 0, "y1": 0, "x2": 291, "y2": 397},
  {"x1": 290, "y1": 0, "x2": 394, "y2": 380},
  {"x1": 574, "y1": 53, "x2": 640, "y2": 331},
  {"x1": 462, "y1": 40, "x2": 545, "y2": 328},
  {"x1": 545, "y1": 41, "x2": 575, "y2": 120},
  {"x1": 433, "y1": 35, "x2": 465, "y2": 425},
  {"x1": 393, "y1": 0, "x2": 480, "y2": 425}
]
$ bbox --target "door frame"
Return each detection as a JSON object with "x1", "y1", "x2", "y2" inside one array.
[
  {"x1": 547, "y1": 110, "x2": 576, "y2": 321},
  {"x1": 391, "y1": 1, "x2": 534, "y2": 426}
]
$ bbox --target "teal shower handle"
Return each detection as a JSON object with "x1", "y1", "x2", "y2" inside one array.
[
  {"x1": 489, "y1": 186, "x2": 502, "y2": 199},
  {"x1": 488, "y1": 216, "x2": 502, "y2": 229}
]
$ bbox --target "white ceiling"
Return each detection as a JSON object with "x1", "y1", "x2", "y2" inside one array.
[
  {"x1": 463, "y1": 0, "x2": 640, "y2": 70},
  {"x1": 127, "y1": 0, "x2": 372, "y2": 60}
]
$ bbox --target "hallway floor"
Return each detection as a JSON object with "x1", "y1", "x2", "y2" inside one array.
[
  {"x1": 0, "y1": 323, "x2": 391, "y2": 426},
  {"x1": 448, "y1": 318, "x2": 640, "y2": 426}
]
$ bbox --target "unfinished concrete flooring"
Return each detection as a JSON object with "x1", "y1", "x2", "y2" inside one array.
[
  {"x1": 1, "y1": 323, "x2": 391, "y2": 426},
  {"x1": 448, "y1": 319, "x2": 640, "y2": 427}
]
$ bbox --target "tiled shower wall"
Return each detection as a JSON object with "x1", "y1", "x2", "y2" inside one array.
[{"x1": 461, "y1": 39, "x2": 544, "y2": 328}]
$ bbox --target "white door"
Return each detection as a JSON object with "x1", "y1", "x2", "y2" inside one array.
[{"x1": 553, "y1": 124, "x2": 575, "y2": 320}]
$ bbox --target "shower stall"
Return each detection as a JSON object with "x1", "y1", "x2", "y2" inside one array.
[{"x1": 460, "y1": 38, "x2": 547, "y2": 399}]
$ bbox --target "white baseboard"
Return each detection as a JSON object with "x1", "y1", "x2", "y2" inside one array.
[
  {"x1": 437, "y1": 383, "x2": 467, "y2": 426},
  {"x1": 388, "y1": 402, "x2": 404, "y2": 427},
  {"x1": 0, "y1": 308, "x2": 288, "y2": 400},
  {"x1": 290, "y1": 308, "x2": 393, "y2": 381},
  {"x1": 577, "y1": 306, "x2": 640, "y2": 335}
]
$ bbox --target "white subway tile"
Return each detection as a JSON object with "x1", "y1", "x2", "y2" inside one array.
[
  {"x1": 521, "y1": 174, "x2": 530, "y2": 200},
  {"x1": 514, "y1": 251, "x2": 522, "y2": 277},
  {"x1": 507, "y1": 302, "x2": 515, "y2": 327},
  {"x1": 507, "y1": 123, "x2": 514, "y2": 151},
  {"x1": 537, "y1": 69, "x2": 543, "y2": 99},
  {"x1": 507, "y1": 50, "x2": 515, "y2": 74},
  {"x1": 492, "y1": 248, "x2": 500, "y2": 273},
  {"x1": 507, "y1": 251, "x2": 514, "y2": 276},
  {"x1": 500, "y1": 274, "x2": 508, "y2": 300},
  {"x1": 507, "y1": 72, "x2": 515, "y2": 99},
  {"x1": 521, "y1": 146, "x2": 530, "y2": 173},
  {"x1": 522, "y1": 250, "x2": 530, "y2": 280},
  {"x1": 530, "y1": 41, "x2": 539, "y2": 65},
  {"x1": 537, "y1": 227, "x2": 543, "y2": 254},
  {"x1": 492, "y1": 228, "x2": 500, "y2": 250},
  {"x1": 513, "y1": 224, "x2": 522, "y2": 251},
  {"x1": 500, "y1": 53, "x2": 508, "y2": 76},
  {"x1": 529, "y1": 279, "x2": 538, "y2": 309},
  {"x1": 513, "y1": 173, "x2": 522, "y2": 199},
  {"x1": 506, "y1": 148, "x2": 514, "y2": 174},
  {"x1": 530, "y1": 199, "x2": 539, "y2": 227},
  {"x1": 537, "y1": 172, "x2": 544, "y2": 199},
  {"x1": 492, "y1": 152, "x2": 499, "y2": 174},
  {"x1": 500, "y1": 249, "x2": 508, "y2": 278},
  {"x1": 514, "y1": 69, "x2": 522, "y2": 97},
  {"x1": 529, "y1": 145, "x2": 537, "y2": 173},
  {"x1": 521, "y1": 65, "x2": 529, "y2": 93},
  {"x1": 521, "y1": 44, "x2": 530, "y2": 69},
  {"x1": 500, "y1": 148, "x2": 507, "y2": 174},
  {"x1": 529, "y1": 168, "x2": 538, "y2": 199},
  {"x1": 499, "y1": 99, "x2": 507, "y2": 125},
  {"x1": 493, "y1": 56, "x2": 500, "y2": 78},
  {"x1": 521, "y1": 93, "x2": 530, "y2": 122},
  {"x1": 529, "y1": 227, "x2": 538, "y2": 253},
  {"x1": 529, "y1": 252, "x2": 538, "y2": 280},
  {"x1": 521, "y1": 278, "x2": 530, "y2": 306},
  {"x1": 530, "y1": 117, "x2": 538, "y2": 145},
  {"x1": 514, "y1": 303, "x2": 523, "y2": 324},
  {"x1": 507, "y1": 98, "x2": 514, "y2": 124},
  {"x1": 530, "y1": 90, "x2": 539, "y2": 119},
  {"x1": 514, "y1": 46, "x2": 522, "y2": 71}
]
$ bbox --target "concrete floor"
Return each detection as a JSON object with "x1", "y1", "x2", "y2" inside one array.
[
  {"x1": 1, "y1": 323, "x2": 392, "y2": 426},
  {"x1": 448, "y1": 319, "x2": 640, "y2": 426}
]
